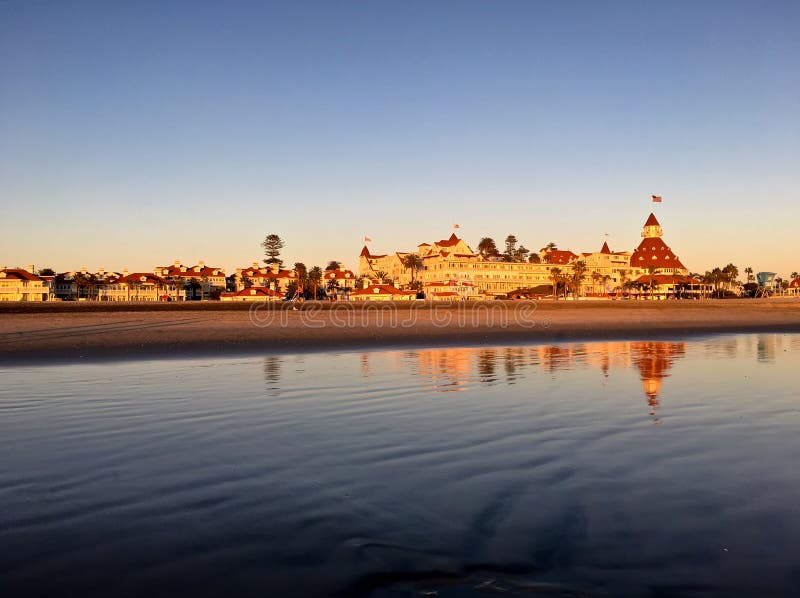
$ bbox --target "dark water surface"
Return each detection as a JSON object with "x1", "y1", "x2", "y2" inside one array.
[{"x1": 2, "y1": 334, "x2": 800, "y2": 597}]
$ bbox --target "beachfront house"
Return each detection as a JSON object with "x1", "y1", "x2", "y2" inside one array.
[{"x1": 0, "y1": 266, "x2": 52, "y2": 301}]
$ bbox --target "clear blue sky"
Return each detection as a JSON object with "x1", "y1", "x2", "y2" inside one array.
[{"x1": 1, "y1": 0, "x2": 798, "y2": 277}]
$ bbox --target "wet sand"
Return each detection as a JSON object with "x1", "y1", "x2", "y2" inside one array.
[{"x1": 2, "y1": 299, "x2": 800, "y2": 363}]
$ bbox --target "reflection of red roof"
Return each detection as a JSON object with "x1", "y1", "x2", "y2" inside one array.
[
  {"x1": 350, "y1": 284, "x2": 415, "y2": 296},
  {"x1": 644, "y1": 213, "x2": 660, "y2": 227},
  {"x1": 0, "y1": 269, "x2": 44, "y2": 282},
  {"x1": 631, "y1": 238, "x2": 686, "y2": 270},
  {"x1": 221, "y1": 287, "x2": 282, "y2": 298}
]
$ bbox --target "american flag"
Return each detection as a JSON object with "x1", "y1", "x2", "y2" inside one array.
[
  {"x1": 364, "y1": 236, "x2": 372, "y2": 243},
  {"x1": 651, "y1": 195, "x2": 663, "y2": 203},
  {"x1": 453, "y1": 224, "x2": 461, "y2": 229}
]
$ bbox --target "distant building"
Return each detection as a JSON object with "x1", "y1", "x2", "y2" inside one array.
[
  {"x1": 155, "y1": 260, "x2": 226, "y2": 300},
  {"x1": 232, "y1": 263, "x2": 297, "y2": 293},
  {"x1": 350, "y1": 284, "x2": 416, "y2": 301},
  {"x1": 220, "y1": 287, "x2": 283, "y2": 302},
  {"x1": 0, "y1": 266, "x2": 51, "y2": 301},
  {"x1": 105, "y1": 272, "x2": 175, "y2": 302}
]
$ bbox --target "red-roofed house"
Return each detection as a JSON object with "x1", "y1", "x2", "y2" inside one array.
[
  {"x1": 233, "y1": 263, "x2": 298, "y2": 293},
  {"x1": 104, "y1": 272, "x2": 176, "y2": 301},
  {"x1": 0, "y1": 266, "x2": 52, "y2": 301},
  {"x1": 155, "y1": 260, "x2": 226, "y2": 300},
  {"x1": 350, "y1": 284, "x2": 416, "y2": 301},
  {"x1": 220, "y1": 287, "x2": 283, "y2": 302}
]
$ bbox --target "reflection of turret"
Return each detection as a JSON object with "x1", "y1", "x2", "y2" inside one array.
[{"x1": 630, "y1": 341, "x2": 686, "y2": 419}]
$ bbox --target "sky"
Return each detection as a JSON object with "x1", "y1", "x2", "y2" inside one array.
[{"x1": 1, "y1": 0, "x2": 798, "y2": 278}]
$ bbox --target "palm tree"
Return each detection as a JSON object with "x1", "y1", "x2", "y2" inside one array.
[
  {"x1": 550, "y1": 267, "x2": 562, "y2": 300},
  {"x1": 617, "y1": 269, "x2": 628, "y2": 296},
  {"x1": 72, "y1": 272, "x2": 89, "y2": 300},
  {"x1": 546, "y1": 241, "x2": 557, "y2": 250},
  {"x1": 477, "y1": 237, "x2": 499, "y2": 259},
  {"x1": 402, "y1": 254, "x2": 424, "y2": 285},
  {"x1": 308, "y1": 266, "x2": 323, "y2": 299},
  {"x1": 572, "y1": 261, "x2": 587, "y2": 299},
  {"x1": 791, "y1": 271, "x2": 799, "y2": 281},
  {"x1": 325, "y1": 261, "x2": 341, "y2": 271},
  {"x1": 646, "y1": 265, "x2": 658, "y2": 300},
  {"x1": 590, "y1": 271, "x2": 601, "y2": 296},
  {"x1": 602, "y1": 274, "x2": 612, "y2": 296}
]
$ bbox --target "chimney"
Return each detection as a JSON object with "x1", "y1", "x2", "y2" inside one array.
[
  {"x1": 98, "y1": 268, "x2": 105, "y2": 276},
  {"x1": 174, "y1": 259, "x2": 181, "y2": 268},
  {"x1": 270, "y1": 263, "x2": 279, "y2": 274},
  {"x1": 252, "y1": 262, "x2": 259, "y2": 269},
  {"x1": 81, "y1": 266, "x2": 87, "y2": 274},
  {"x1": 198, "y1": 260, "x2": 205, "y2": 269},
  {"x1": 25, "y1": 264, "x2": 34, "y2": 273},
  {"x1": 123, "y1": 268, "x2": 129, "y2": 277}
]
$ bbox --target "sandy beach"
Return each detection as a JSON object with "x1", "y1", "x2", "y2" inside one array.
[{"x1": 2, "y1": 299, "x2": 800, "y2": 363}]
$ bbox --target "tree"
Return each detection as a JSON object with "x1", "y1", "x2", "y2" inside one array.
[
  {"x1": 503, "y1": 235, "x2": 518, "y2": 262},
  {"x1": 186, "y1": 277, "x2": 201, "y2": 300},
  {"x1": 646, "y1": 265, "x2": 658, "y2": 299},
  {"x1": 375, "y1": 270, "x2": 388, "y2": 284},
  {"x1": 294, "y1": 262, "x2": 308, "y2": 285},
  {"x1": 546, "y1": 241, "x2": 558, "y2": 250},
  {"x1": 402, "y1": 254, "x2": 424, "y2": 284},
  {"x1": 745, "y1": 267, "x2": 754, "y2": 284},
  {"x1": 37, "y1": 267, "x2": 55, "y2": 276},
  {"x1": 477, "y1": 237, "x2": 499, "y2": 259},
  {"x1": 572, "y1": 260, "x2": 587, "y2": 298},
  {"x1": 515, "y1": 245, "x2": 530, "y2": 262},
  {"x1": 791, "y1": 271, "x2": 798, "y2": 280},
  {"x1": 550, "y1": 267, "x2": 562, "y2": 300},
  {"x1": 72, "y1": 272, "x2": 89, "y2": 300},
  {"x1": 325, "y1": 261, "x2": 341, "y2": 271},
  {"x1": 261, "y1": 234, "x2": 284, "y2": 268},
  {"x1": 528, "y1": 253, "x2": 541, "y2": 264},
  {"x1": 722, "y1": 263, "x2": 739, "y2": 292},
  {"x1": 307, "y1": 266, "x2": 323, "y2": 299},
  {"x1": 241, "y1": 275, "x2": 254, "y2": 289},
  {"x1": 591, "y1": 271, "x2": 601, "y2": 295}
]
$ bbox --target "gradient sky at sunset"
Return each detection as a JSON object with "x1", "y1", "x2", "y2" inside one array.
[{"x1": 2, "y1": 0, "x2": 798, "y2": 277}]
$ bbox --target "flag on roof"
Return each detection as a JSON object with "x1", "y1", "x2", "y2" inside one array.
[
  {"x1": 651, "y1": 195, "x2": 662, "y2": 203},
  {"x1": 364, "y1": 236, "x2": 372, "y2": 243},
  {"x1": 453, "y1": 224, "x2": 461, "y2": 229}
]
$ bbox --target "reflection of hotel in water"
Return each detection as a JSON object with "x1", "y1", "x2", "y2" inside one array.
[{"x1": 400, "y1": 341, "x2": 686, "y2": 416}]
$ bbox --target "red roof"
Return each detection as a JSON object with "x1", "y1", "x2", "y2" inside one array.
[
  {"x1": 432, "y1": 291, "x2": 459, "y2": 297},
  {"x1": 0, "y1": 268, "x2": 44, "y2": 282},
  {"x1": 324, "y1": 269, "x2": 355, "y2": 279},
  {"x1": 644, "y1": 213, "x2": 660, "y2": 227},
  {"x1": 157, "y1": 264, "x2": 224, "y2": 278},
  {"x1": 117, "y1": 273, "x2": 172, "y2": 285},
  {"x1": 789, "y1": 277, "x2": 800, "y2": 289},
  {"x1": 435, "y1": 233, "x2": 461, "y2": 248},
  {"x1": 240, "y1": 268, "x2": 296, "y2": 279},
  {"x1": 630, "y1": 238, "x2": 686, "y2": 270},
  {"x1": 350, "y1": 284, "x2": 415, "y2": 296},
  {"x1": 544, "y1": 250, "x2": 578, "y2": 265},
  {"x1": 221, "y1": 286, "x2": 282, "y2": 298},
  {"x1": 600, "y1": 241, "x2": 611, "y2": 254}
]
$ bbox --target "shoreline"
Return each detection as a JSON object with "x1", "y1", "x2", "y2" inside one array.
[{"x1": 2, "y1": 299, "x2": 799, "y2": 365}]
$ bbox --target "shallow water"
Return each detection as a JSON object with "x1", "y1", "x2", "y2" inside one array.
[{"x1": 1, "y1": 334, "x2": 799, "y2": 597}]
